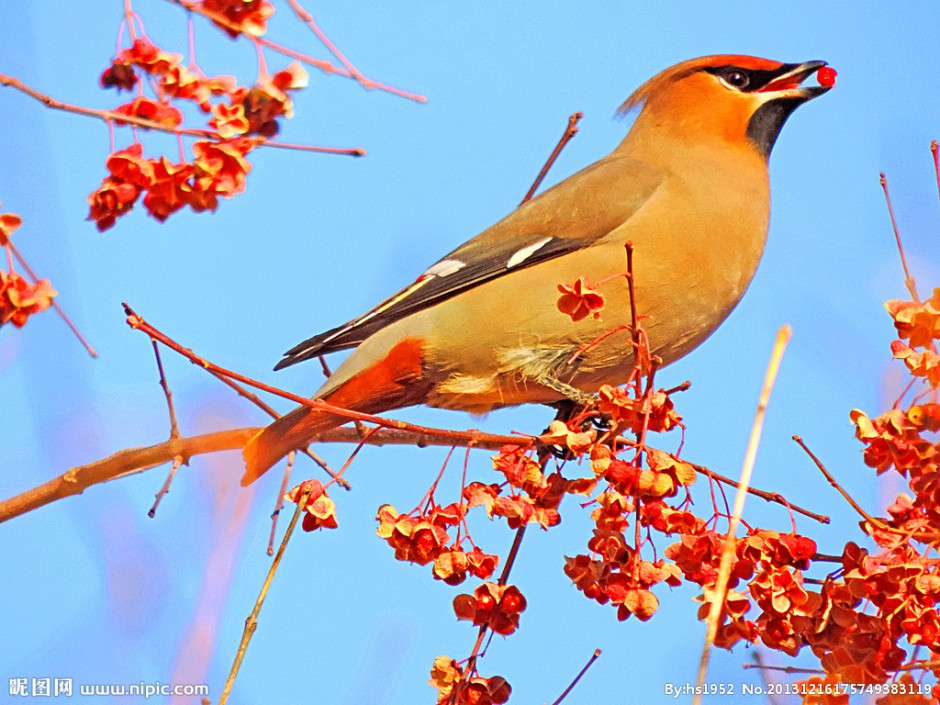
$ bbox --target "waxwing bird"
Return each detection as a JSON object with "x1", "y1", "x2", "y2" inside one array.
[{"x1": 242, "y1": 55, "x2": 833, "y2": 485}]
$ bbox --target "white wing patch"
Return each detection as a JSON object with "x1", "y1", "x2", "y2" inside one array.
[
  {"x1": 506, "y1": 237, "x2": 552, "y2": 269},
  {"x1": 423, "y1": 259, "x2": 467, "y2": 278}
]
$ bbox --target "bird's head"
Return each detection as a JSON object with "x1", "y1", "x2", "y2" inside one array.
[{"x1": 619, "y1": 55, "x2": 833, "y2": 158}]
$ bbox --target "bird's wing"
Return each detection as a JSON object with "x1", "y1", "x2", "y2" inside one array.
[{"x1": 276, "y1": 155, "x2": 666, "y2": 370}]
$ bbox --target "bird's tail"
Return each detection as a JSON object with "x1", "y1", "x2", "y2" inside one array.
[
  {"x1": 241, "y1": 338, "x2": 429, "y2": 486},
  {"x1": 241, "y1": 404, "x2": 340, "y2": 486}
]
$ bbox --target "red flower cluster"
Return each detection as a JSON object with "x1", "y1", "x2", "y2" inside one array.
[
  {"x1": 452, "y1": 582, "x2": 527, "y2": 635},
  {"x1": 429, "y1": 657, "x2": 510, "y2": 705},
  {"x1": 285, "y1": 479, "x2": 338, "y2": 531},
  {"x1": 93, "y1": 28, "x2": 308, "y2": 230},
  {"x1": 375, "y1": 503, "x2": 498, "y2": 585},
  {"x1": 466, "y1": 445, "x2": 595, "y2": 529},
  {"x1": 596, "y1": 384, "x2": 684, "y2": 434},
  {"x1": 87, "y1": 140, "x2": 255, "y2": 230},
  {"x1": 1, "y1": 270, "x2": 57, "y2": 329}
]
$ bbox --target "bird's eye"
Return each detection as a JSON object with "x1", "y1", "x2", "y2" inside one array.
[{"x1": 723, "y1": 70, "x2": 750, "y2": 89}]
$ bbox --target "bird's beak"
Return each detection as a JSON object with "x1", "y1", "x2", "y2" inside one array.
[{"x1": 757, "y1": 60, "x2": 831, "y2": 101}]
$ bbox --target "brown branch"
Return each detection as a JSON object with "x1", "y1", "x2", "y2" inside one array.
[
  {"x1": 284, "y1": 0, "x2": 371, "y2": 89},
  {"x1": 148, "y1": 341, "x2": 185, "y2": 516},
  {"x1": 521, "y1": 112, "x2": 582, "y2": 204},
  {"x1": 0, "y1": 425, "x2": 529, "y2": 524},
  {"x1": 741, "y1": 663, "x2": 824, "y2": 675},
  {"x1": 0, "y1": 413, "x2": 828, "y2": 528},
  {"x1": 124, "y1": 302, "x2": 538, "y2": 453},
  {"x1": 0, "y1": 428, "x2": 258, "y2": 524},
  {"x1": 0, "y1": 72, "x2": 365, "y2": 157},
  {"x1": 164, "y1": 0, "x2": 426, "y2": 103},
  {"x1": 689, "y1": 460, "x2": 829, "y2": 525},
  {"x1": 267, "y1": 451, "x2": 295, "y2": 555}
]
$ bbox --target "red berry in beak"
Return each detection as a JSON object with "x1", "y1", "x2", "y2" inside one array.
[{"x1": 816, "y1": 66, "x2": 837, "y2": 88}]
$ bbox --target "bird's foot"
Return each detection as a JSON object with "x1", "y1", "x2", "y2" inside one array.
[{"x1": 538, "y1": 375, "x2": 597, "y2": 408}]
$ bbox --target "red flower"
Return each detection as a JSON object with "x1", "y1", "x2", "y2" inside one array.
[
  {"x1": 87, "y1": 177, "x2": 141, "y2": 231},
  {"x1": 142, "y1": 158, "x2": 194, "y2": 222},
  {"x1": 100, "y1": 60, "x2": 138, "y2": 91},
  {"x1": 202, "y1": 0, "x2": 275, "y2": 37},
  {"x1": 557, "y1": 276, "x2": 605, "y2": 321},
  {"x1": 209, "y1": 102, "x2": 250, "y2": 139},
  {"x1": 119, "y1": 38, "x2": 182, "y2": 76},
  {"x1": 114, "y1": 97, "x2": 183, "y2": 128},
  {"x1": 285, "y1": 479, "x2": 338, "y2": 531},
  {"x1": 192, "y1": 138, "x2": 254, "y2": 199},
  {"x1": 0, "y1": 202, "x2": 23, "y2": 245},
  {"x1": 453, "y1": 583, "x2": 527, "y2": 635},
  {"x1": 106, "y1": 143, "x2": 154, "y2": 188}
]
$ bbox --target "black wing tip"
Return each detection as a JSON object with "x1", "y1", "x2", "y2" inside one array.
[{"x1": 273, "y1": 355, "x2": 297, "y2": 372}]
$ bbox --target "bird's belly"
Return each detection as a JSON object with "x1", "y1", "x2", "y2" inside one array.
[{"x1": 425, "y1": 210, "x2": 766, "y2": 412}]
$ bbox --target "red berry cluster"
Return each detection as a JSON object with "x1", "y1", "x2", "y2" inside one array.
[{"x1": 452, "y1": 582, "x2": 527, "y2": 635}]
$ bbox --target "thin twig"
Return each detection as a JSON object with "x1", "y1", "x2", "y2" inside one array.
[
  {"x1": 750, "y1": 652, "x2": 782, "y2": 705},
  {"x1": 153, "y1": 340, "x2": 181, "y2": 439},
  {"x1": 0, "y1": 72, "x2": 365, "y2": 157},
  {"x1": 549, "y1": 648, "x2": 602, "y2": 705},
  {"x1": 267, "y1": 451, "x2": 295, "y2": 556},
  {"x1": 792, "y1": 435, "x2": 883, "y2": 528},
  {"x1": 284, "y1": 0, "x2": 372, "y2": 89},
  {"x1": 218, "y1": 488, "x2": 309, "y2": 705},
  {"x1": 931, "y1": 141, "x2": 940, "y2": 217},
  {"x1": 521, "y1": 112, "x2": 583, "y2": 204},
  {"x1": 741, "y1": 663, "x2": 824, "y2": 675},
  {"x1": 148, "y1": 341, "x2": 185, "y2": 517},
  {"x1": 688, "y1": 460, "x2": 828, "y2": 524},
  {"x1": 663, "y1": 380, "x2": 691, "y2": 395},
  {"x1": 694, "y1": 325, "x2": 791, "y2": 704},
  {"x1": 149, "y1": 457, "x2": 184, "y2": 518},
  {"x1": 790, "y1": 435, "x2": 939, "y2": 542},
  {"x1": 7, "y1": 240, "x2": 98, "y2": 357},
  {"x1": 880, "y1": 171, "x2": 920, "y2": 302}
]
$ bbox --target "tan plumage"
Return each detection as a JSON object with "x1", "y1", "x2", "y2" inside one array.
[{"x1": 242, "y1": 55, "x2": 832, "y2": 484}]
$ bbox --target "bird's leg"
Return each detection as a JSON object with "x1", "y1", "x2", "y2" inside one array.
[{"x1": 540, "y1": 382, "x2": 601, "y2": 460}]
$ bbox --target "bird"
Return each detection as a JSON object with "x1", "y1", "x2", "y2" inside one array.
[{"x1": 242, "y1": 54, "x2": 833, "y2": 485}]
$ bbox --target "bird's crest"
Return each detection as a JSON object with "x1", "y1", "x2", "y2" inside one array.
[{"x1": 618, "y1": 55, "x2": 785, "y2": 116}]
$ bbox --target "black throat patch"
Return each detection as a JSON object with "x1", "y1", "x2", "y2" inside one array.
[{"x1": 746, "y1": 97, "x2": 805, "y2": 158}]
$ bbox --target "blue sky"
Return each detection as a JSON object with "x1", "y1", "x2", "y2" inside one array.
[{"x1": 2, "y1": 2, "x2": 940, "y2": 703}]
